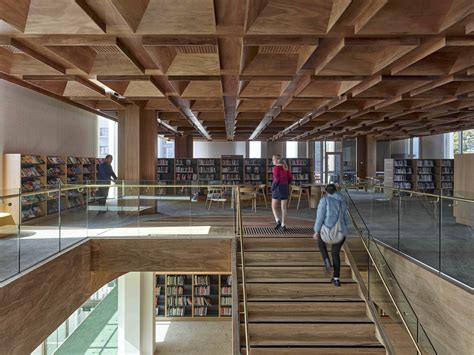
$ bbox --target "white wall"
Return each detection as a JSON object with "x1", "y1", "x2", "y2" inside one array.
[
  {"x1": 193, "y1": 141, "x2": 246, "y2": 158},
  {"x1": 0, "y1": 80, "x2": 98, "y2": 187}
]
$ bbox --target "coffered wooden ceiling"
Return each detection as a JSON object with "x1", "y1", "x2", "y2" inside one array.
[{"x1": 1, "y1": 0, "x2": 474, "y2": 141}]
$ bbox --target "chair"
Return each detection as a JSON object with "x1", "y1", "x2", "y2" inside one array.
[
  {"x1": 288, "y1": 185, "x2": 309, "y2": 210},
  {"x1": 239, "y1": 187, "x2": 257, "y2": 213},
  {"x1": 256, "y1": 184, "x2": 267, "y2": 208},
  {"x1": 206, "y1": 188, "x2": 226, "y2": 209}
]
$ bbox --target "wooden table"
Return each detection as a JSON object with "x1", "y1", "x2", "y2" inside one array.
[{"x1": 301, "y1": 184, "x2": 325, "y2": 209}]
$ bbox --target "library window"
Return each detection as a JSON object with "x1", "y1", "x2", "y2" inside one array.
[
  {"x1": 99, "y1": 127, "x2": 108, "y2": 137},
  {"x1": 99, "y1": 146, "x2": 108, "y2": 155},
  {"x1": 286, "y1": 141, "x2": 298, "y2": 158},
  {"x1": 249, "y1": 141, "x2": 261, "y2": 158},
  {"x1": 158, "y1": 136, "x2": 175, "y2": 158}
]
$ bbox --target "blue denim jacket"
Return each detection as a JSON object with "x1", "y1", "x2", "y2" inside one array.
[{"x1": 314, "y1": 192, "x2": 349, "y2": 235}]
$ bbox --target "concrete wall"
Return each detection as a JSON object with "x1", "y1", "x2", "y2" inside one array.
[
  {"x1": 193, "y1": 141, "x2": 246, "y2": 158},
  {"x1": 0, "y1": 80, "x2": 98, "y2": 187},
  {"x1": 420, "y1": 134, "x2": 450, "y2": 159}
]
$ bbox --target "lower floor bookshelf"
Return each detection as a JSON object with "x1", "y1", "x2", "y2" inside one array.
[{"x1": 155, "y1": 273, "x2": 232, "y2": 320}]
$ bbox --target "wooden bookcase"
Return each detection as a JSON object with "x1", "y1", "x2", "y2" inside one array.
[
  {"x1": 435, "y1": 159, "x2": 454, "y2": 196},
  {"x1": 221, "y1": 155, "x2": 243, "y2": 184},
  {"x1": 197, "y1": 159, "x2": 221, "y2": 183},
  {"x1": 175, "y1": 159, "x2": 198, "y2": 183},
  {"x1": 384, "y1": 159, "x2": 413, "y2": 198},
  {"x1": 266, "y1": 158, "x2": 275, "y2": 191},
  {"x1": 3, "y1": 153, "x2": 100, "y2": 223},
  {"x1": 155, "y1": 273, "x2": 232, "y2": 320},
  {"x1": 289, "y1": 158, "x2": 311, "y2": 185},
  {"x1": 244, "y1": 159, "x2": 266, "y2": 185},
  {"x1": 413, "y1": 159, "x2": 435, "y2": 192}
]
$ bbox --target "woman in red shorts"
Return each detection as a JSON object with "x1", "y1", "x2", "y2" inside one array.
[{"x1": 271, "y1": 154, "x2": 293, "y2": 232}]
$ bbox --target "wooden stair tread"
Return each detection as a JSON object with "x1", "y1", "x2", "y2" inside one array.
[
  {"x1": 241, "y1": 323, "x2": 381, "y2": 346},
  {"x1": 239, "y1": 266, "x2": 353, "y2": 282},
  {"x1": 240, "y1": 251, "x2": 347, "y2": 266},
  {"x1": 241, "y1": 347, "x2": 386, "y2": 355},
  {"x1": 242, "y1": 237, "x2": 317, "y2": 251},
  {"x1": 242, "y1": 283, "x2": 362, "y2": 301},
  {"x1": 242, "y1": 301, "x2": 371, "y2": 323}
]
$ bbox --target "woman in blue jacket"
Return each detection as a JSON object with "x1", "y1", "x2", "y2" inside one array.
[{"x1": 313, "y1": 184, "x2": 349, "y2": 287}]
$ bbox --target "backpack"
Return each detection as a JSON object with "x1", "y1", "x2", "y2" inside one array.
[{"x1": 320, "y1": 198, "x2": 345, "y2": 244}]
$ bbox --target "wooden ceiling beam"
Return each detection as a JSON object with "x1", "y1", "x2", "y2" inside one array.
[
  {"x1": 74, "y1": 0, "x2": 107, "y2": 33},
  {"x1": 410, "y1": 75, "x2": 454, "y2": 97},
  {"x1": 142, "y1": 35, "x2": 218, "y2": 46},
  {"x1": 312, "y1": 38, "x2": 345, "y2": 75},
  {"x1": 116, "y1": 38, "x2": 146, "y2": 74},
  {"x1": 10, "y1": 38, "x2": 67, "y2": 74},
  {"x1": 390, "y1": 37, "x2": 446, "y2": 74},
  {"x1": 0, "y1": 72, "x2": 117, "y2": 120}
]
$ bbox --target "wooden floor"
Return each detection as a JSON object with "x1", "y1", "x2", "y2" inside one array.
[{"x1": 239, "y1": 217, "x2": 386, "y2": 354}]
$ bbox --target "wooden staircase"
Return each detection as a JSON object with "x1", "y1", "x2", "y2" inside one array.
[{"x1": 238, "y1": 235, "x2": 386, "y2": 354}]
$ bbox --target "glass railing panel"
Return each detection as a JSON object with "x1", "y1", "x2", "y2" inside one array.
[
  {"x1": 86, "y1": 183, "x2": 142, "y2": 237},
  {"x1": 20, "y1": 187, "x2": 60, "y2": 272},
  {"x1": 399, "y1": 190, "x2": 440, "y2": 270},
  {"x1": 367, "y1": 240, "x2": 422, "y2": 349},
  {"x1": 60, "y1": 184, "x2": 88, "y2": 249},
  {"x1": 440, "y1": 193, "x2": 474, "y2": 287},
  {"x1": 0, "y1": 189, "x2": 21, "y2": 281},
  {"x1": 417, "y1": 323, "x2": 437, "y2": 355}
]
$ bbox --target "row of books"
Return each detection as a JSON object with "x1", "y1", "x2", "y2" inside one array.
[
  {"x1": 21, "y1": 206, "x2": 44, "y2": 220},
  {"x1": 167, "y1": 296, "x2": 191, "y2": 307},
  {"x1": 194, "y1": 286, "x2": 210, "y2": 296},
  {"x1": 21, "y1": 167, "x2": 44, "y2": 178},
  {"x1": 416, "y1": 167, "x2": 433, "y2": 174},
  {"x1": 194, "y1": 275, "x2": 210, "y2": 285},
  {"x1": 47, "y1": 167, "x2": 64, "y2": 176},
  {"x1": 167, "y1": 275, "x2": 186, "y2": 285},
  {"x1": 221, "y1": 296, "x2": 232, "y2": 305},
  {"x1": 21, "y1": 155, "x2": 44, "y2": 164},
  {"x1": 167, "y1": 286, "x2": 184, "y2": 295},
  {"x1": 394, "y1": 168, "x2": 412, "y2": 174},
  {"x1": 220, "y1": 307, "x2": 232, "y2": 316}
]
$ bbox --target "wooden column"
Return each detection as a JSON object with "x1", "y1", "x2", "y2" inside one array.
[
  {"x1": 367, "y1": 136, "x2": 377, "y2": 178},
  {"x1": 140, "y1": 110, "x2": 157, "y2": 182},
  {"x1": 118, "y1": 105, "x2": 157, "y2": 181},
  {"x1": 356, "y1": 136, "x2": 368, "y2": 179},
  {"x1": 175, "y1": 134, "x2": 193, "y2": 158}
]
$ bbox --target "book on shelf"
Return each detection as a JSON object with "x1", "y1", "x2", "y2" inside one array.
[
  {"x1": 220, "y1": 307, "x2": 232, "y2": 316},
  {"x1": 220, "y1": 297, "x2": 232, "y2": 306},
  {"x1": 22, "y1": 179, "x2": 41, "y2": 192},
  {"x1": 21, "y1": 155, "x2": 45, "y2": 165},
  {"x1": 47, "y1": 156, "x2": 65, "y2": 165},
  {"x1": 21, "y1": 166, "x2": 44, "y2": 178},
  {"x1": 67, "y1": 157, "x2": 81, "y2": 164},
  {"x1": 194, "y1": 285, "x2": 210, "y2": 296}
]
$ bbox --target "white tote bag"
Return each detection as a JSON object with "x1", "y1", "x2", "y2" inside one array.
[{"x1": 320, "y1": 199, "x2": 345, "y2": 244}]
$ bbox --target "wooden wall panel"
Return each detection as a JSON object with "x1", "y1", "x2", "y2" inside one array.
[
  {"x1": 175, "y1": 134, "x2": 193, "y2": 158},
  {"x1": 453, "y1": 153, "x2": 474, "y2": 226},
  {"x1": 118, "y1": 104, "x2": 140, "y2": 181},
  {"x1": 380, "y1": 245, "x2": 474, "y2": 355},
  {"x1": 90, "y1": 238, "x2": 232, "y2": 273},
  {"x1": 0, "y1": 242, "x2": 122, "y2": 355},
  {"x1": 139, "y1": 109, "x2": 157, "y2": 181}
]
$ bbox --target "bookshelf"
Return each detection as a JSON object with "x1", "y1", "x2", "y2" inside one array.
[
  {"x1": 384, "y1": 159, "x2": 413, "y2": 189},
  {"x1": 266, "y1": 158, "x2": 275, "y2": 191},
  {"x1": 289, "y1": 158, "x2": 311, "y2": 185},
  {"x1": 435, "y1": 159, "x2": 454, "y2": 196},
  {"x1": 244, "y1": 159, "x2": 266, "y2": 185},
  {"x1": 413, "y1": 159, "x2": 435, "y2": 192},
  {"x1": 197, "y1": 159, "x2": 221, "y2": 183},
  {"x1": 3, "y1": 153, "x2": 100, "y2": 223},
  {"x1": 175, "y1": 159, "x2": 198, "y2": 183},
  {"x1": 221, "y1": 155, "x2": 243, "y2": 184},
  {"x1": 157, "y1": 158, "x2": 175, "y2": 183},
  {"x1": 220, "y1": 275, "x2": 232, "y2": 317},
  {"x1": 154, "y1": 273, "x2": 231, "y2": 320}
]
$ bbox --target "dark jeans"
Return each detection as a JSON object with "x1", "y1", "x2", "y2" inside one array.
[
  {"x1": 97, "y1": 185, "x2": 110, "y2": 207},
  {"x1": 318, "y1": 237, "x2": 346, "y2": 278}
]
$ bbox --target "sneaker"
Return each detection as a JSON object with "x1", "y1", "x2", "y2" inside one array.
[
  {"x1": 281, "y1": 226, "x2": 287, "y2": 233},
  {"x1": 323, "y1": 258, "x2": 333, "y2": 273},
  {"x1": 274, "y1": 220, "x2": 281, "y2": 230},
  {"x1": 331, "y1": 277, "x2": 341, "y2": 287}
]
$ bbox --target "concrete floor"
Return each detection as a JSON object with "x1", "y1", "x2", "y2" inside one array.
[
  {"x1": 1, "y1": 190, "x2": 473, "y2": 287},
  {"x1": 155, "y1": 321, "x2": 232, "y2": 355}
]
